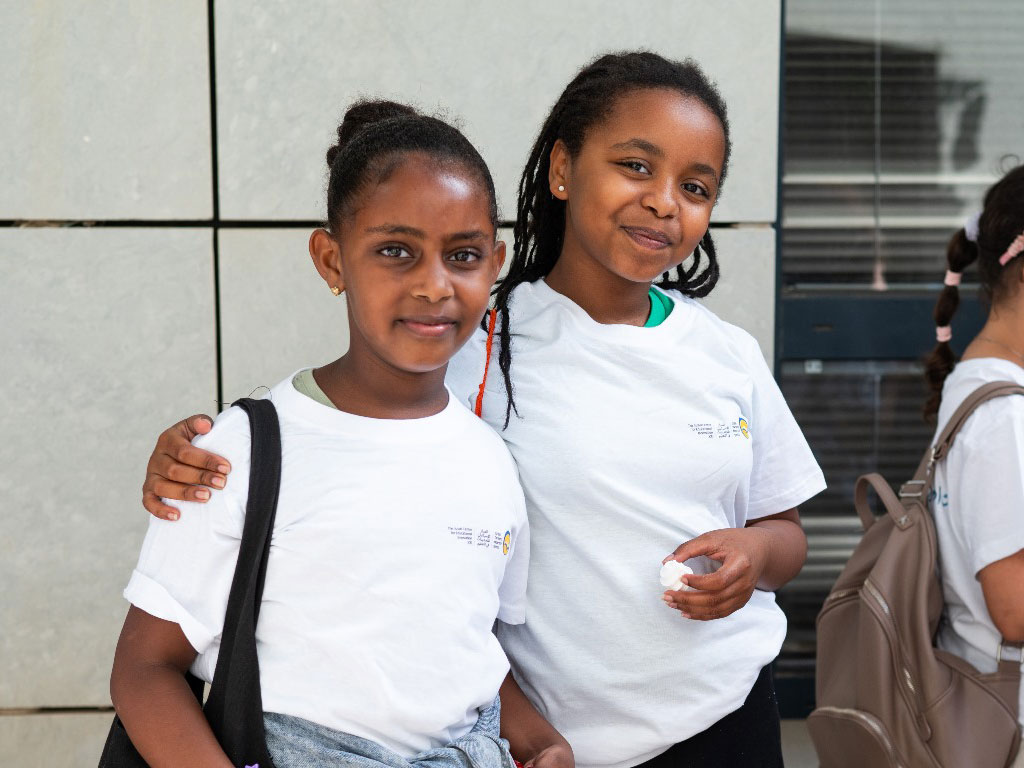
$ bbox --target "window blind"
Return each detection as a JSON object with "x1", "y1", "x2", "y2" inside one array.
[{"x1": 783, "y1": 0, "x2": 1024, "y2": 289}]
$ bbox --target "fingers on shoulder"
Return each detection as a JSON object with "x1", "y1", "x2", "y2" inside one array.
[
  {"x1": 185, "y1": 406, "x2": 252, "y2": 470},
  {"x1": 143, "y1": 490, "x2": 181, "y2": 521},
  {"x1": 171, "y1": 443, "x2": 230, "y2": 476},
  {"x1": 186, "y1": 413, "x2": 215, "y2": 435}
]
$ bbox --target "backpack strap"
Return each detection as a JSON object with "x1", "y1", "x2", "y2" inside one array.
[
  {"x1": 933, "y1": 381, "x2": 1024, "y2": 463},
  {"x1": 854, "y1": 472, "x2": 906, "y2": 531},
  {"x1": 473, "y1": 308, "x2": 498, "y2": 418},
  {"x1": 901, "y1": 381, "x2": 1024, "y2": 498},
  {"x1": 203, "y1": 397, "x2": 282, "y2": 768},
  {"x1": 900, "y1": 381, "x2": 1024, "y2": 671},
  {"x1": 997, "y1": 642, "x2": 1024, "y2": 677}
]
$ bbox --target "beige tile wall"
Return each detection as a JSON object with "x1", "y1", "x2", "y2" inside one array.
[
  {"x1": 0, "y1": 228, "x2": 217, "y2": 710},
  {"x1": 215, "y1": 0, "x2": 780, "y2": 223},
  {"x1": 0, "y1": 1, "x2": 212, "y2": 219}
]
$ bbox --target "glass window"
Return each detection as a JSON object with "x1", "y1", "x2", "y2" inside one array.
[
  {"x1": 784, "y1": 0, "x2": 1024, "y2": 289},
  {"x1": 776, "y1": 0, "x2": 1024, "y2": 709}
]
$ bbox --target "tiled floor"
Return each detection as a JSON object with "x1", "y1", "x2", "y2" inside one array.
[{"x1": 781, "y1": 720, "x2": 818, "y2": 767}]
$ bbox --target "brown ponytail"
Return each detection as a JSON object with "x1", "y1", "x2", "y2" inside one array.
[
  {"x1": 923, "y1": 163, "x2": 1024, "y2": 422},
  {"x1": 923, "y1": 230, "x2": 978, "y2": 421}
]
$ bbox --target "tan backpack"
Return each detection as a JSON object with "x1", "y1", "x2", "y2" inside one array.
[{"x1": 809, "y1": 381, "x2": 1024, "y2": 768}]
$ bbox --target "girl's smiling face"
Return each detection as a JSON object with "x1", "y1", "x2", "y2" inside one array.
[
  {"x1": 311, "y1": 153, "x2": 504, "y2": 376},
  {"x1": 549, "y1": 88, "x2": 727, "y2": 284}
]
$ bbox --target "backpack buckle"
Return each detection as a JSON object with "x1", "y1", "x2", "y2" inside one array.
[
  {"x1": 898, "y1": 480, "x2": 926, "y2": 499},
  {"x1": 997, "y1": 643, "x2": 1024, "y2": 664}
]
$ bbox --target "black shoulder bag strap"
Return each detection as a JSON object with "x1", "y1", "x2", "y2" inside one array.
[
  {"x1": 99, "y1": 397, "x2": 281, "y2": 768},
  {"x1": 203, "y1": 397, "x2": 281, "y2": 768}
]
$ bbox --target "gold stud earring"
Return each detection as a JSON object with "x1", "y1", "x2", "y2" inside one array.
[{"x1": 330, "y1": 286, "x2": 342, "y2": 296}]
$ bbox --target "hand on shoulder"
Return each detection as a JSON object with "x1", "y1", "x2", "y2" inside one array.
[{"x1": 142, "y1": 412, "x2": 234, "y2": 521}]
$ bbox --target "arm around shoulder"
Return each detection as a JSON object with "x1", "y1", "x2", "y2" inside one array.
[{"x1": 143, "y1": 413, "x2": 234, "y2": 520}]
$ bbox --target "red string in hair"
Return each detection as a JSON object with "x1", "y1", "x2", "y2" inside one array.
[{"x1": 474, "y1": 308, "x2": 497, "y2": 418}]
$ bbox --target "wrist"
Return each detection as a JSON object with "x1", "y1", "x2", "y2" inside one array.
[
  {"x1": 742, "y1": 524, "x2": 775, "y2": 588},
  {"x1": 523, "y1": 739, "x2": 574, "y2": 768},
  {"x1": 747, "y1": 517, "x2": 806, "y2": 590},
  {"x1": 517, "y1": 733, "x2": 570, "y2": 760}
]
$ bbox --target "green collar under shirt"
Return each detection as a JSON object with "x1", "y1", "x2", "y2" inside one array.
[
  {"x1": 644, "y1": 287, "x2": 674, "y2": 327},
  {"x1": 292, "y1": 368, "x2": 337, "y2": 409}
]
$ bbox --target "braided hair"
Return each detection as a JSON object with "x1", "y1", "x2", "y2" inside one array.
[
  {"x1": 325, "y1": 100, "x2": 498, "y2": 234},
  {"x1": 491, "y1": 51, "x2": 732, "y2": 427},
  {"x1": 924, "y1": 164, "x2": 1024, "y2": 421}
]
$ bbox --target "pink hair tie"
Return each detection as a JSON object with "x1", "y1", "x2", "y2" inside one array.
[
  {"x1": 936, "y1": 326, "x2": 953, "y2": 343},
  {"x1": 999, "y1": 233, "x2": 1024, "y2": 266},
  {"x1": 943, "y1": 270, "x2": 962, "y2": 286}
]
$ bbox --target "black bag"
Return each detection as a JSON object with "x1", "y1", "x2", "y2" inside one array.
[{"x1": 99, "y1": 398, "x2": 282, "y2": 768}]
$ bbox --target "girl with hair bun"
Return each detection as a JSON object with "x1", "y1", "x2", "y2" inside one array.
[
  {"x1": 111, "y1": 100, "x2": 571, "y2": 768},
  {"x1": 141, "y1": 52, "x2": 825, "y2": 767},
  {"x1": 923, "y1": 164, "x2": 1024, "y2": 748}
]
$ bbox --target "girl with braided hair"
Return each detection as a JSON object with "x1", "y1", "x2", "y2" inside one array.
[
  {"x1": 111, "y1": 100, "x2": 569, "y2": 768},
  {"x1": 923, "y1": 164, "x2": 1024, "y2": 752},
  {"x1": 140, "y1": 53, "x2": 824, "y2": 767}
]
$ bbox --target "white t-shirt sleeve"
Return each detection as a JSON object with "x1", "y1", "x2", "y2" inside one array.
[
  {"x1": 740, "y1": 332, "x2": 826, "y2": 520},
  {"x1": 949, "y1": 399, "x2": 1024, "y2": 576},
  {"x1": 123, "y1": 407, "x2": 252, "y2": 655},
  {"x1": 495, "y1": 467, "x2": 530, "y2": 625}
]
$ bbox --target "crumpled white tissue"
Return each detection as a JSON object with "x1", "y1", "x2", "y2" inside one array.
[{"x1": 659, "y1": 560, "x2": 694, "y2": 592}]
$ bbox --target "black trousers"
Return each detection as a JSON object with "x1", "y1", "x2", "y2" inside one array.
[{"x1": 634, "y1": 665, "x2": 784, "y2": 768}]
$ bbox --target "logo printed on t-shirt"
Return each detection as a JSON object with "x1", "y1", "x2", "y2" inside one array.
[
  {"x1": 447, "y1": 525, "x2": 510, "y2": 553},
  {"x1": 689, "y1": 421, "x2": 751, "y2": 439},
  {"x1": 927, "y1": 484, "x2": 949, "y2": 509}
]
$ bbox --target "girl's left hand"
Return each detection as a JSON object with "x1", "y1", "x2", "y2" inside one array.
[{"x1": 661, "y1": 527, "x2": 772, "y2": 620}]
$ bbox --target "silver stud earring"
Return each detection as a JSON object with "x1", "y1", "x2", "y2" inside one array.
[{"x1": 557, "y1": 185, "x2": 565, "y2": 193}]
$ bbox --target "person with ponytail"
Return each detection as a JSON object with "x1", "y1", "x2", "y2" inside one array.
[
  {"x1": 110, "y1": 100, "x2": 574, "y2": 768},
  {"x1": 923, "y1": 164, "x2": 1024, "y2": 748},
  {"x1": 139, "y1": 52, "x2": 825, "y2": 767}
]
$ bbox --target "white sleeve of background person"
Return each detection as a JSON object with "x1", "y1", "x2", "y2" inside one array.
[
  {"x1": 948, "y1": 397, "x2": 1024, "y2": 575},
  {"x1": 932, "y1": 358, "x2": 1024, "y2": 729},
  {"x1": 739, "y1": 330, "x2": 826, "y2": 520},
  {"x1": 123, "y1": 407, "x2": 252, "y2": 660}
]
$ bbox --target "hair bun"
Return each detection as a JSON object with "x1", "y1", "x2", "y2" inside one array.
[{"x1": 326, "y1": 100, "x2": 419, "y2": 168}]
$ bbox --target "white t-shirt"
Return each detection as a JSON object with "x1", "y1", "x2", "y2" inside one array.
[
  {"x1": 124, "y1": 376, "x2": 529, "y2": 757},
  {"x1": 931, "y1": 357, "x2": 1024, "y2": 726},
  {"x1": 446, "y1": 280, "x2": 826, "y2": 768}
]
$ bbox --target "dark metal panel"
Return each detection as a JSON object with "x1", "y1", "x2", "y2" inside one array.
[{"x1": 781, "y1": 294, "x2": 987, "y2": 360}]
